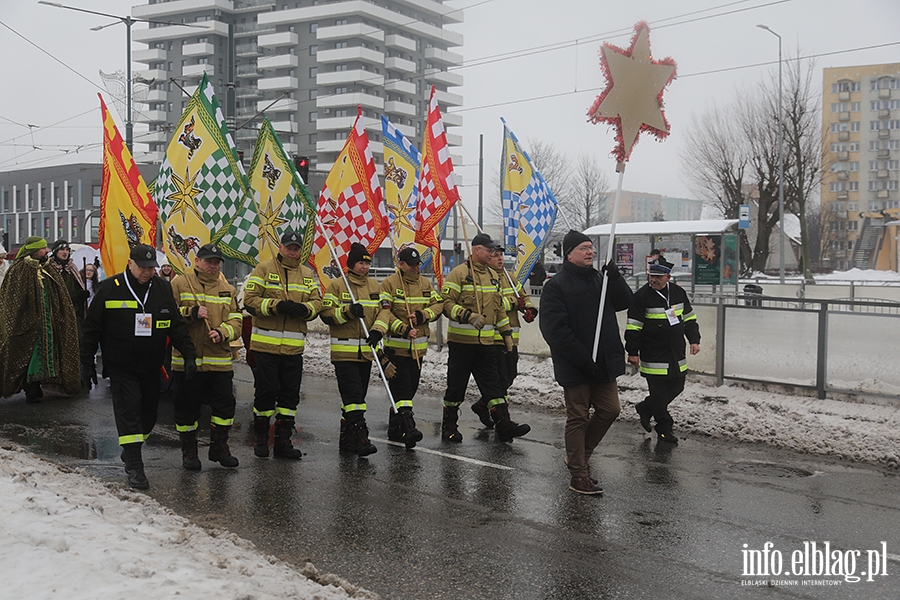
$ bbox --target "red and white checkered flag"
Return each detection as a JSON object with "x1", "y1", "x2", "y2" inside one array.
[
  {"x1": 414, "y1": 86, "x2": 459, "y2": 286},
  {"x1": 311, "y1": 107, "x2": 388, "y2": 282}
]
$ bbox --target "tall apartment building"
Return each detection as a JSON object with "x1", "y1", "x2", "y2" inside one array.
[
  {"x1": 610, "y1": 189, "x2": 703, "y2": 224},
  {"x1": 821, "y1": 63, "x2": 900, "y2": 271},
  {"x1": 130, "y1": 0, "x2": 464, "y2": 178}
]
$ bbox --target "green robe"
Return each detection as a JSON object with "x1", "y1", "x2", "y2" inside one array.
[{"x1": 0, "y1": 256, "x2": 81, "y2": 397}]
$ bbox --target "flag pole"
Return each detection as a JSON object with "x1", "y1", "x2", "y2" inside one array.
[
  {"x1": 314, "y1": 216, "x2": 398, "y2": 413},
  {"x1": 590, "y1": 161, "x2": 625, "y2": 362},
  {"x1": 456, "y1": 199, "x2": 523, "y2": 303},
  {"x1": 456, "y1": 204, "x2": 483, "y2": 317},
  {"x1": 382, "y1": 193, "x2": 421, "y2": 368}
]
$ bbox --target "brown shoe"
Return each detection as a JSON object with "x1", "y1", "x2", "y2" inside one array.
[{"x1": 569, "y1": 476, "x2": 603, "y2": 495}]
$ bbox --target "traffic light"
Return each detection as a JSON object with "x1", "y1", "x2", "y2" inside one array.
[
  {"x1": 454, "y1": 242, "x2": 462, "y2": 255},
  {"x1": 236, "y1": 150, "x2": 244, "y2": 164},
  {"x1": 294, "y1": 156, "x2": 310, "y2": 184},
  {"x1": 553, "y1": 242, "x2": 562, "y2": 257}
]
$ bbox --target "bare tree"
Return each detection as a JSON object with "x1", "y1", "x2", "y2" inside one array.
[{"x1": 567, "y1": 153, "x2": 610, "y2": 230}]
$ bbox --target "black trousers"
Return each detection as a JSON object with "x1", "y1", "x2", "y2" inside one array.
[
  {"x1": 388, "y1": 355, "x2": 422, "y2": 411},
  {"x1": 252, "y1": 352, "x2": 303, "y2": 419},
  {"x1": 173, "y1": 370, "x2": 236, "y2": 431},
  {"x1": 640, "y1": 375, "x2": 686, "y2": 434},
  {"x1": 108, "y1": 368, "x2": 160, "y2": 445},
  {"x1": 334, "y1": 360, "x2": 372, "y2": 414},
  {"x1": 496, "y1": 345, "x2": 518, "y2": 395},
  {"x1": 443, "y1": 342, "x2": 505, "y2": 408}
]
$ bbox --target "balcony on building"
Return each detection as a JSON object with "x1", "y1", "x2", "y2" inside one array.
[
  {"x1": 390, "y1": 122, "x2": 416, "y2": 138},
  {"x1": 426, "y1": 88, "x2": 463, "y2": 107},
  {"x1": 317, "y1": 92, "x2": 384, "y2": 111},
  {"x1": 134, "y1": 21, "x2": 227, "y2": 43},
  {"x1": 183, "y1": 64, "x2": 215, "y2": 79},
  {"x1": 236, "y1": 105, "x2": 259, "y2": 119},
  {"x1": 838, "y1": 131, "x2": 850, "y2": 141},
  {"x1": 258, "y1": 76, "x2": 299, "y2": 91},
  {"x1": 234, "y1": 0, "x2": 276, "y2": 11},
  {"x1": 182, "y1": 42, "x2": 215, "y2": 57},
  {"x1": 135, "y1": 110, "x2": 168, "y2": 123},
  {"x1": 837, "y1": 170, "x2": 849, "y2": 180},
  {"x1": 425, "y1": 68, "x2": 463, "y2": 87},
  {"x1": 878, "y1": 148, "x2": 891, "y2": 159},
  {"x1": 838, "y1": 90, "x2": 851, "y2": 101},
  {"x1": 384, "y1": 79, "x2": 416, "y2": 95},
  {"x1": 424, "y1": 47, "x2": 463, "y2": 67},
  {"x1": 281, "y1": 142, "x2": 298, "y2": 154},
  {"x1": 139, "y1": 150, "x2": 165, "y2": 164},
  {"x1": 879, "y1": 88, "x2": 892, "y2": 99},
  {"x1": 133, "y1": 48, "x2": 167, "y2": 64},
  {"x1": 877, "y1": 169, "x2": 890, "y2": 179},
  {"x1": 837, "y1": 150, "x2": 850, "y2": 160},
  {"x1": 183, "y1": 84, "x2": 199, "y2": 96},
  {"x1": 317, "y1": 69, "x2": 384, "y2": 87},
  {"x1": 384, "y1": 34, "x2": 416, "y2": 53},
  {"x1": 878, "y1": 129, "x2": 891, "y2": 139},
  {"x1": 442, "y1": 112, "x2": 463, "y2": 127},
  {"x1": 317, "y1": 23, "x2": 384, "y2": 44},
  {"x1": 879, "y1": 109, "x2": 892, "y2": 119},
  {"x1": 235, "y1": 86, "x2": 263, "y2": 99},
  {"x1": 136, "y1": 68, "x2": 168, "y2": 82},
  {"x1": 270, "y1": 121, "x2": 299, "y2": 134},
  {"x1": 235, "y1": 21, "x2": 275, "y2": 38},
  {"x1": 236, "y1": 64, "x2": 264, "y2": 78},
  {"x1": 133, "y1": 0, "x2": 233, "y2": 19},
  {"x1": 258, "y1": 54, "x2": 299, "y2": 70},
  {"x1": 236, "y1": 128, "x2": 260, "y2": 141},
  {"x1": 141, "y1": 89, "x2": 168, "y2": 103},
  {"x1": 445, "y1": 132, "x2": 463, "y2": 147},
  {"x1": 235, "y1": 43, "x2": 263, "y2": 58},
  {"x1": 317, "y1": 47, "x2": 385, "y2": 67},
  {"x1": 316, "y1": 115, "x2": 379, "y2": 133},
  {"x1": 385, "y1": 56, "x2": 416, "y2": 74},
  {"x1": 877, "y1": 189, "x2": 890, "y2": 199},
  {"x1": 258, "y1": 31, "x2": 298, "y2": 48},
  {"x1": 836, "y1": 190, "x2": 849, "y2": 199},
  {"x1": 257, "y1": 98, "x2": 298, "y2": 113},
  {"x1": 142, "y1": 130, "x2": 169, "y2": 143},
  {"x1": 384, "y1": 99, "x2": 415, "y2": 117}
]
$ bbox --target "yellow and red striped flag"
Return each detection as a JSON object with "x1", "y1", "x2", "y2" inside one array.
[{"x1": 98, "y1": 93, "x2": 158, "y2": 276}]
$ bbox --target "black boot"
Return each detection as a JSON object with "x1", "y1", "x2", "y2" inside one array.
[
  {"x1": 491, "y1": 403, "x2": 530, "y2": 443},
  {"x1": 24, "y1": 382, "x2": 43, "y2": 404},
  {"x1": 253, "y1": 416, "x2": 271, "y2": 458},
  {"x1": 179, "y1": 430, "x2": 202, "y2": 471},
  {"x1": 339, "y1": 417, "x2": 351, "y2": 453},
  {"x1": 471, "y1": 399, "x2": 494, "y2": 428},
  {"x1": 344, "y1": 413, "x2": 377, "y2": 457},
  {"x1": 397, "y1": 408, "x2": 423, "y2": 449},
  {"x1": 121, "y1": 443, "x2": 149, "y2": 489},
  {"x1": 209, "y1": 424, "x2": 239, "y2": 468},
  {"x1": 387, "y1": 410, "x2": 404, "y2": 443},
  {"x1": 273, "y1": 417, "x2": 302, "y2": 459},
  {"x1": 441, "y1": 405, "x2": 463, "y2": 443}
]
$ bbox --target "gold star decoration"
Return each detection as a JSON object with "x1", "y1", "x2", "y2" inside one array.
[
  {"x1": 166, "y1": 166, "x2": 204, "y2": 224},
  {"x1": 387, "y1": 191, "x2": 416, "y2": 233},
  {"x1": 587, "y1": 22, "x2": 677, "y2": 164},
  {"x1": 257, "y1": 193, "x2": 288, "y2": 252}
]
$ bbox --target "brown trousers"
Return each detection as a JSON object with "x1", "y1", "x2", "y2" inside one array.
[{"x1": 564, "y1": 381, "x2": 621, "y2": 478}]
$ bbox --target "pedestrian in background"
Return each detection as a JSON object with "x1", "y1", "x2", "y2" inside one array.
[
  {"x1": 170, "y1": 243, "x2": 242, "y2": 471},
  {"x1": 81, "y1": 244, "x2": 196, "y2": 489},
  {"x1": 539, "y1": 230, "x2": 633, "y2": 495},
  {"x1": 626, "y1": 256, "x2": 701, "y2": 444},
  {"x1": 48, "y1": 240, "x2": 89, "y2": 342},
  {"x1": 81, "y1": 263, "x2": 100, "y2": 306}
]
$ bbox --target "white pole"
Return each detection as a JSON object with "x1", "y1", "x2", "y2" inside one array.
[{"x1": 591, "y1": 163, "x2": 625, "y2": 362}]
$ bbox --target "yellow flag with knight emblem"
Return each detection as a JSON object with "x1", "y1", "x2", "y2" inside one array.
[
  {"x1": 152, "y1": 74, "x2": 255, "y2": 271},
  {"x1": 247, "y1": 118, "x2": 316, "y2": 264}
]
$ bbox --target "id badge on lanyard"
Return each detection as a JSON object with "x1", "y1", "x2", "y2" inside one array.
[
  {"x1": 656, "y1": 287, "x2": 679, "y2": 325},
  {"x1": 124, "y1": 275, "x2": 153, "y2": 337}
]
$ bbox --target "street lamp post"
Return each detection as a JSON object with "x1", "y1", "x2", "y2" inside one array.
[
  {"x1": 757, "y1": 24, "x2": 786, "y2": 284},
  {"x1": 39, "y1": 1, "x2": 206, "y2": 154}
]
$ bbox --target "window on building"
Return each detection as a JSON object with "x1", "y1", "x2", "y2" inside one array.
[
  {"x1": 309, "y1": 133, "x2": 317, "y2": 144},
  {"x1": 92, "y1": 185, "x2": 101, "y2": 207},
  {"x1": 335, "y1": 41, "x2": 347, "y2": 49},
  {"x1": 310, "y1": 22, "x2": 318, "y2": 33},
  {"x1": 309, "y1": 67, "x2": 317, "y2": 78},
  {"x1": 309, "y1": 111, "x2": 317, "y2": 122},
  {"x1": 849, "y1": 142, "x2": 859, "y2": 152},
  {"x1": 850, "y1": 102, "x2": 860, "y2": 112},
  {"x1": 309, "y1": 89, "x2": 317, "y2": 100},
  {"x1": 27, "y1": 188, "x2": 34, "y2": 211},
  {"x1": 67, "y1": 186, "x2": 73, "y2": 207},
  {"x1": 848, "y1": 182, "x2": 859, "y2": 191}
]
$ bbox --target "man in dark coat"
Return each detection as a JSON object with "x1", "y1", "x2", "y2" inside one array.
[
  {"x1": 48, "y1": 240, "x2": 89, "y2": 340},
  {"x1": 625, "y1": 257, "x2": 701, "y2": 444},
  {"x1": 539, "y1": 230, "x2": 633, "y2": 495},
  {"x1": 0, "y1": 236, "x2": 81, "y2": 402}
]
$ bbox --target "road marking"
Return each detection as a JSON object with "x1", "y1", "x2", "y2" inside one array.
[{"x1": 369, "y1": 437, "x2": 514, "y2": 470}]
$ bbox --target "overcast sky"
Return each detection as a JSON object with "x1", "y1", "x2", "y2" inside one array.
[{"x1": 1, "y1": 0, "x2": 898, "y2": 214}]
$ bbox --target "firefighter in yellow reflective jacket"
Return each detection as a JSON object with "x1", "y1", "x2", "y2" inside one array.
[
  {"x1": 243, "y1": 231, "x2": 322, "y2": 459},
  {"x1": 320, "y1": 243, "x2": 392, "y2": 456},
  {"x1": 470, "y1": 250, "x2": 538, "y2": 428},
  {"x1": 441, "y1": 233, "x2": 530, "y2": 443},
  {"x1": 171, "y1": 243, "x2": 243, "y2": 471},
  {"x1": 379, "y1": 246, "x2": 442, "y2": 448}
]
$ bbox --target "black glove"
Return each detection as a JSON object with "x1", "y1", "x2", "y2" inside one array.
[
  {"x1": 276, "y1": 300, "x2": 296, "y2": 315},
  {"x1": 366, "y1": 329, "x2": 383, "y2": 347},
  {"x1": 459, "y1": 308, "x2": 472, "y2": 323},
  {"x1": 522, "y1": 307, "x2": 538, "y2": 323},
  {"x1": 183, "y1": 359, "x2": 197, "y2": 381},
  {"x1": 80, "y1": 363, "x2": 97, "y2": 389},
  {"x1": 348, "y1": 303, "x2": 365, "y2": 318},
  {"x1": 288, "y1": 302, "x2": 310, "y2": 319},
  {"x1": 602, "y1": 261, "x2": 621, "y2": 283},
  {"x1": 412, "y1": 310, "x2": 425, "y2": 326}
]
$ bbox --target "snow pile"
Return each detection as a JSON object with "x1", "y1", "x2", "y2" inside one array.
[
  {"x1": 0, "y1": 443, "x2": 376, "y2": 600},
  {"x1": 300, "y1": 332, "x2": 900, "y2": 469}
]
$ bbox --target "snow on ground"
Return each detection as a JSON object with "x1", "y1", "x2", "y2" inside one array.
[
  {"x1": 297, "y1": 331, "x2": 900, "y2": 470},
  {"x1": 0, "y1": 443, "x2": 375, "y2": 600}
]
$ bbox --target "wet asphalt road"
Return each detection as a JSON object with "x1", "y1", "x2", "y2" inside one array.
[{"x1": 1, "y1": 362, "x2": 898, "y2": 600}]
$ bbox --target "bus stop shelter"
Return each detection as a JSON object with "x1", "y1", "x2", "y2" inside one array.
[{"x1": 582, "y1": 219, "x2": 740, "y2": 293}]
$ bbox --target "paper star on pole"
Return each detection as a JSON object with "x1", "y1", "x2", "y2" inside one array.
[{"x1": 587, "y1": 21, "x2": 677, "y2": 164}]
